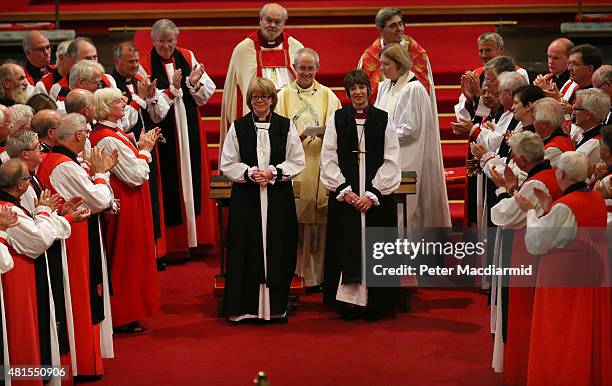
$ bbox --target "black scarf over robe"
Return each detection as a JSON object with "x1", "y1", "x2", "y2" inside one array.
[
  {"x1": 148, "y1": 47, "x2": 202, "y2": 227},
  {"x1": 322, "y1": 105, "x2": 398, "y2": 310},
  {"x1": 223, "y1": 112, "x2": 298, "y2": 317}
]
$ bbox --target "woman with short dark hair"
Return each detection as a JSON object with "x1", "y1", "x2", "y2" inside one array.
[{"x1": 320, "y1": 70, "x2": 401, "y2": 320}]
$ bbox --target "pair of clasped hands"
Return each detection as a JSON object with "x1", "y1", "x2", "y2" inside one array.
[
  {"x1": 251, "y1": 168, "x2": 274, "y2": 187},
  {"x1": 343, "y1": 191, "x2": 374, "y2": 212}
]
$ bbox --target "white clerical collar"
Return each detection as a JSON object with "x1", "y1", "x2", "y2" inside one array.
[
  {"x1": 98, "y1": 120, "x2": 119, "y2": 128},
  {"x1": 254, "y1": 122, "x2": 270, "y2": 130},
  {"x1": 380, "y1": 37, "x2": 407, "y2": 49}
]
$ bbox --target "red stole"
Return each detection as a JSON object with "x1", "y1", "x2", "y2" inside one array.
[
  {"x1": 503, "y1": 165, "x2": 563, "y2": 386},
  {"x1": 89, "y1": 123, "x2": 160, "y2": 326},
  {"x1": 248, "y1": 31, "x2": 296, "y2": 79},
  {"x1": 90, "y1": 124, "x2": 145, "y2": 160},
  {"x1": 527, "y1": 189, "x2": 610, "y2": 386},
  {"x1": 36, "y1": 152, "x2": 104, "y2": 376},
  {"x1": 0, "y1": 203, "x2": 42, "y2": 386},
  {"x1": 24, "y1": 63, "x2": 56, "y2": 86},
  {"x1": 361, "y1": 36, "x2": 431, "y2": 103},
  {"x1": 544, "y1": 134, "x2": 575, "y2": 153},
  {"x1": 140, "y1": 46, "x2": 192, "y2": 82}
]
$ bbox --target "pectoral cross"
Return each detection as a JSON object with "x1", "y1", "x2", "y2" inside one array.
[{"x1": 352, "y1": 149, "x2": 367, "y2": 165}]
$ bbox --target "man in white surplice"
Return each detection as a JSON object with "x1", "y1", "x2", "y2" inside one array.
[{"x1": 220, "y1": 3, "x2": 304, "y2": 149}]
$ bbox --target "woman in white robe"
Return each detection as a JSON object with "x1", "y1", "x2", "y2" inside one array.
[
  {"x1": 374, "y1": 43, "x2": 450, "y2": 228},
  {"x1": 220, "y1": 78, "x2": 304, "y2": 323}
]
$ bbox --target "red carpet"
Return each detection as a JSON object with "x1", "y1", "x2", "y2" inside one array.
[{"x1": 98, "y1": 257, "x2": 502, "y2": 385}]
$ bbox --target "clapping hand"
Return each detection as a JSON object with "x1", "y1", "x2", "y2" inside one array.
[
  {"x1": 138, "y1": 127, "x2": 161, "y2": 153},
  {"x1": 594, "y1": 179, "x2": 612, "y2": 199},
  {"x1": 189, "y1": 63, "x2": 205, "y2": 88},
  {"x1": 593, "y1": 162, "x2": 608, "y2": 180},
  {"x1": 137, "y1": 77, "x2": 158, "y2": 100},
  {"x1": 470, "y1": 143, "x2": 487, "y2": 160},
  {"x1": 88, "y1": 147, "x2": 119, "y2": 174},
  {"x1": 451, "y1": 118, "x2": 474, "y2": 136},
  {"x1": 0, "y1": 205, "x2": 18, "y2": 232},
  {"x1": 172, "y1": 69, "x2": 182, "y2": 90},
  {"x1": 533, "y1": 188, "x2": 553, "y2": 213},
  {"x1": 60, "y1": 196, "x2": 84, "y2": 216},
  {"x1": 461, "y1": 71, "x2": 481, "y2": 99},
  {"x1": 514, "y1": 192, "x2": 535, "y2": 212},
  {"x1": 482, "y1": 121, "x2": 496, "y2": 131},
  {"x1": 504, "y1": 166, "x2": 518, "y2": 192},
  {"x1": 489, "y1": 167, "x2": 505, "y2": 188},
  {"x1": 36, "y1": 189, "x2": 58, "y2": 211}
]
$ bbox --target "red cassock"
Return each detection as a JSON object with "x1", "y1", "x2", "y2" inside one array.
[
  {"x1": 37, "y1": 154, "x2": 104, "y2": 377},
  {"x1": 527, "y1": 189, "x2": 611, "y2": 386},
  {"x1": 90, "y1": 124, "x2": 160, "y2": 326},
  {"x1": 504, "y1": 167, "x2": 563, "y2": 386},
  {"x1": 0, "y1": 226, "x2": 42, "y2": 386}
]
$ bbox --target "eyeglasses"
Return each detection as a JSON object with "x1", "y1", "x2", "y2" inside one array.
[
  {"x1": 296, "y1": 66, "x2": 317, "y2": 72},
  {"x1": 20, "y1": 176, "x2": 34, "y2": 182},
  {"x1": 251, "y1": 95, "x2": 271, "y2": 101},
  {"x1": 24, "y1": 144, "x2": 42, "y2": 152},
  {"x1": 29, "y1": 45, "x2": 51, "y2": 53},
  {"x1": 384, "y1": 21, "x2": 405, "y2": 30},
  {"x1": 154, "y1": 39, "x2": 176, "y2": 47},
  {"x1": 77, "y1": 128, "x2": 92, "y2": 136},
  {"x1": 568, "y1": 61, "x2": 587, "y2": 68},
  {"x1": 572, "y1": 107, "x2": 588, "y2": 112},
  {"x1": 262, "y1": 17, "x2": 285, "y2": 26}
]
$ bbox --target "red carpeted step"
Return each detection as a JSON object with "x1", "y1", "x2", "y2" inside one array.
[
  {"x1": 447, "y1": 183, "x2": 465, "y2": 201},
  {"x1": 198, "y1": 90, "x2": 222, "y2": 117},
  {"x1": 203, "y1": 118, "x2": 220, "y2": 144},
  {"x1": 208, "y1": 147, "x2": 219, "y2": 171},
  {"x1": 435, "y1": 88, "x2": 460, "y2": 115},
  {"x1": 439, "y1": 114, "x2": 471, "y2": 141},
  {"x1": 449, "y1": 201, "x2": 465, "y2": 228},
  {"x1": 445, "y1": 166, "x2": 466, "y2": 201},
  {"x1": 441, "y1": 142, "x2": 467, "y2": 168}
]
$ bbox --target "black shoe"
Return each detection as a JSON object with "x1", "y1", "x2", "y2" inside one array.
[
  {"x1": 156, "y1": 261, "x2": 167, "y2": 271},
  {"x1": 273, "y1": 316, "x2": 288, "y2": 324},
  {"x1": 365, "y1": 309, "x2": 381, "y2": 322},
  {"x1": 341, "y1": 306, "x2": 363, "y2": 321},
  {"x1": 305, "y1": 285, "x2": 323, "y2": 294},
  {"x1": 114, "y1": 321, "x2": 146, "y2": 334}
]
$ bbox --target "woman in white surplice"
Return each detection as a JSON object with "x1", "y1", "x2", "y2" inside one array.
[
  {"x1": 220, "y1": 78, "x2": 305, "y2": 323},
  {"x1": 374, "y1": 43, "x2": 451, "y2": 228}
]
